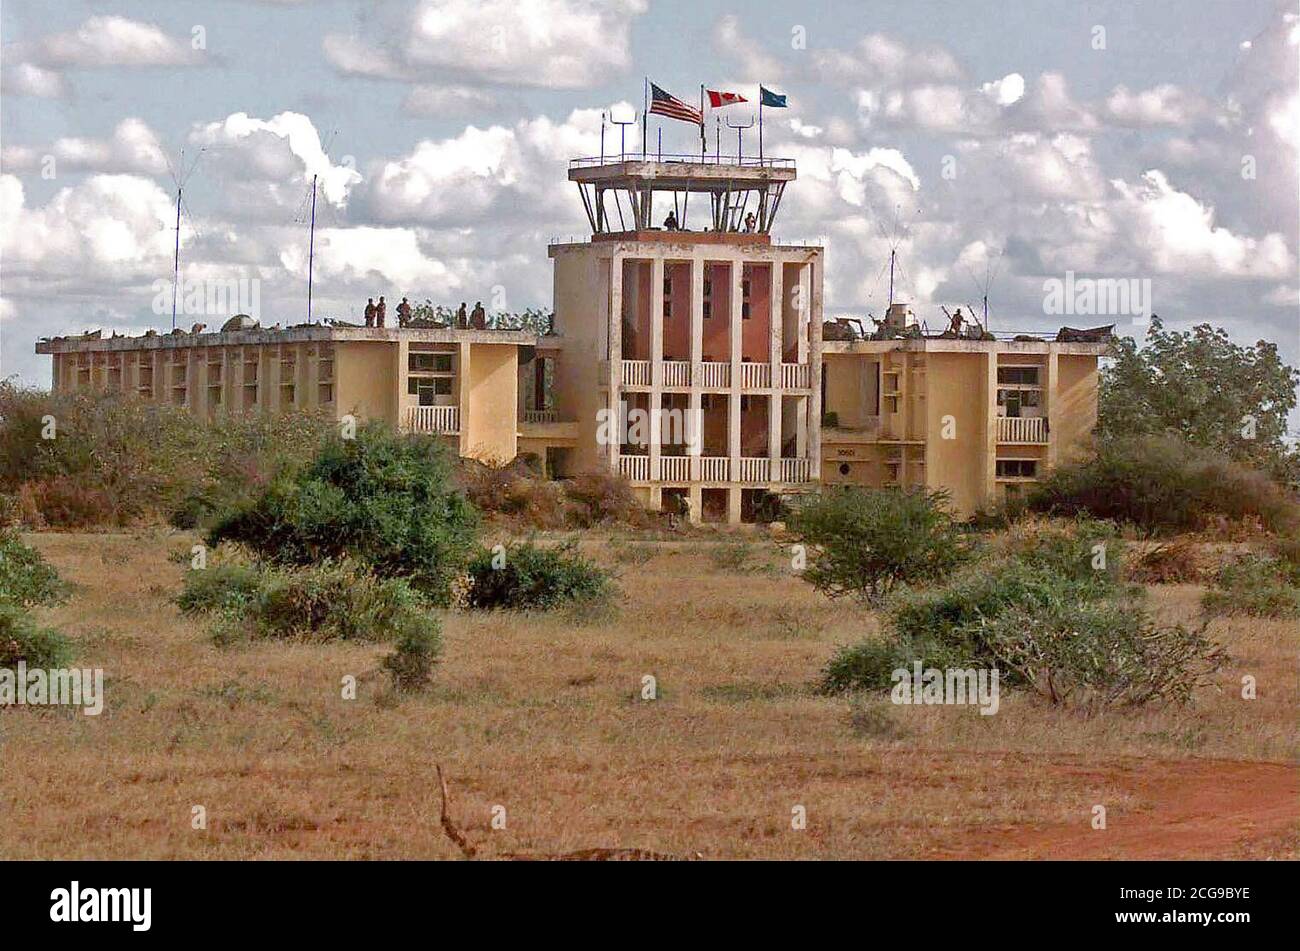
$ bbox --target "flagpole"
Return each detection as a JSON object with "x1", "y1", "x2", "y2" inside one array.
[
  {"x1": 642, "y1": 77, "x2": 649, "y2": 159},
  {"x1": 759, "y1": 87, "x2": 764, "y2": 162},
  {"x1": 700, "y1": 84, "x2": 706, "y2": 161}
]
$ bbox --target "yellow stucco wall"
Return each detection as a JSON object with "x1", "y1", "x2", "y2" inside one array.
[
  {"x1": 552, "y1": 249, "x2": 613, "y2": 473},
  {"x1": 924, "y1": 351, "x2": 990, "y2": 515},
  {"x1": 335, "y1": 341, "x2": 396, "y2": 422},
  {"x1": 462, "y1": 342, "x2": 518, "y2": 463},
  {"x1": 1053, "y1": 354, "x2": 1100, "y2": 466}
]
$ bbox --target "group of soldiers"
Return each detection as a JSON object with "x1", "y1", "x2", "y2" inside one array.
[{"x1": 363, "y1": 297, "x2": 488, "y2": 329}]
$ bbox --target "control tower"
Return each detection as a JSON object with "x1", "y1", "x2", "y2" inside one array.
[{"x1": 548, "y1": 153, "x2": 823, "y2": 524}]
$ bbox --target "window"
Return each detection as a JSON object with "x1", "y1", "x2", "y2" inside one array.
[
  {"x1": 997, "y1": 366, "x2": 1039, "y2": 386},
  {"x1": 996, "y1": 459, "x2": 1037, "y2": 479},
  {"x1": 410, "y1": 352, "x2": 452, "y2": 373}
]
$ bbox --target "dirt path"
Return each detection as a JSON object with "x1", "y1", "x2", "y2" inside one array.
[{"x1": 950, "y1": 758, "x2": 1299, "y2": 859}]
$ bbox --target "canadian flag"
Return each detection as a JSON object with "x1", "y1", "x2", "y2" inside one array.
[{"x1": 706, "y1": 89, "x2": 747, "y2": 108}]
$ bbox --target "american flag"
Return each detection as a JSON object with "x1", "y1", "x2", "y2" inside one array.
[{"x1": 649, "y1": 83, "x2": 702, "y2": 125}]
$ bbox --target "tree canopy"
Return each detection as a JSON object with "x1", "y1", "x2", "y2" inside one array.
[{"x1": 1099, "y1": 316, "x2": 1299, "y2": 479}]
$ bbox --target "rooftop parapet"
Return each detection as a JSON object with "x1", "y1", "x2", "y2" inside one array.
[{"x1": 567, "y1": 154, "x2": 796, "y2": 236}]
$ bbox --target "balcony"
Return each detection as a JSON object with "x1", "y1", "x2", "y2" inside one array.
[
  {"x1": 406, "y1": 405, "x2": 459, "y2": 435},
  {"x1": 622, "y1": 359, "x2": 651, "y2": 386},
  {"x1": 615, "y1": 454, "x2": 813, "y2": 484},
  {"x1": 700, "y1": 362, "x2": 729, "y2": 388},
  {"x1": 522, "y1": 409, "x2": 558, "y2": 424},
  {"x1": 740, "y1": 363, "x2": 771, "y2": 388},
  {"x1": 617, "y1": 359, "x2": 813, "y2": 390},
  {"x1": 659, "y1": 456, "x2": 691, "y2": 482},
  {"x1": 781, "y1": 362, "x2": 811, "y2": 389},
  {"x1": 780, "y1": 458, "x2": 812, "y2": 483},
  {"x1": 997, "y1": 415, "x2": 1048, "y2": 444},
  {"x1": 663, "y1": 361, "x2": 691, "y2": 387},
  {"x1": 618, "y1": 455, "x2": 650, "y2": 481}
]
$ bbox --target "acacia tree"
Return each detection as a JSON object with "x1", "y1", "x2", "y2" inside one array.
[{"x1": 1099, "y1": 316, "x2": 1299, "y2": 479}]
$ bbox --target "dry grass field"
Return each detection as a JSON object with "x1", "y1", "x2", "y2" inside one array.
[{"x1": 2, "y1": 528, "x2": 1296, "y2": 860}]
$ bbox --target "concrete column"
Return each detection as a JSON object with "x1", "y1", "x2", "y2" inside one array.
[
  {"x1": 768, "y1": 393, "x2": 782, "y2": 482},
  {"x1": 984, "y1": 350, "x2": 999, "y2": 504},
  {"x1": 457, "y1": 340, "x2": 473, "y2": 456},
  {"x1": 728, "y1": 258, "x2": 743, "y2": 467},
  {"x1": 649, "y1": 257, "x2": 664, "y2": 485},
  {"x1": 689, "y1": 256, "x2": 704, "y2": 482},
  {"x1": 296, "y1": 343, "x2": 309, "y2": 411},
  {"x1": 807, "y1": 260, "x2": 823, "y2": 477},
  {"x1": 607, "y1": 254, "x2": 624, "y2": 469},
  {"x1": 1045, "y1": 350, "x2": 1059, "y2": 470},
  {"x1": 394, "y1": 338, "x2": 409, "y2": 428}
]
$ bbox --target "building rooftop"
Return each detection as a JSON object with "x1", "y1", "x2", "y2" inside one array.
[{"x1": 35, "y1": 323, "x2": 555, "y2": 354}]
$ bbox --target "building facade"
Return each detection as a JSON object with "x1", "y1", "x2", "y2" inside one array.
[{"x1": 35, "y1": 155, "x2": 1108, "y2": 523}]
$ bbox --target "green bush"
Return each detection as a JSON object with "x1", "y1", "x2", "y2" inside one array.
[
  {"x1": 205, "y1": 424, "x2": 479, "y2": 604},
  {"x1": 789, "y1": 487, "x2": 970, "y2": 604},
  {"x1": 179, "y1": 559, "x2": 440, "y2": 648},
  {"x1": 174, "y1": 562, "x2": 263, "y2": 616},
  {"x1": 381, "y1": 616, "x2": 442, "y2": 692},
  {"x1": 820, "y1": 637, "x2": 940, "y2": 693},
  {"x1": 463, "y1": 540, "x2": 613, "y2": 610},
  {"x1": 0, "y1": 381, "x2": 335, "y2": 528},
  {"x1": 975, "y1": 599, "x2": 1227, "y2": 707},
  {"x1": 0, "y1": 601, "x2": 73, "y2": 669},
  {"x1": 1201, "y1": 555, "x2": 1300, "y2": 618},
  {"x1": 0, "y1": 529, "x2": 68, "y2": 607},
  {"x1": 1029, "y1": 435, "x2": 1297, "y2": 534}
]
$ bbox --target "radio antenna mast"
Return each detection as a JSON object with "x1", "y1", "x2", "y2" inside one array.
[{"x1": 163, "y1": 146, "x2": 206, "y2": 330}]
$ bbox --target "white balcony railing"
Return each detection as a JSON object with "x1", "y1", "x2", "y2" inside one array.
[
  {"x1": 780, "y1": 457, "x2": 812, "y2": 483},
  {"x1": 619, "y1": 455, "x2": 649, "y2": 481},
  {"x1": 699, "y1": 362, "x2": 730, "y2": 388},
  {"x1": 738, "y1": 458, "x2": 770, "y2": 483},
  {"x1": 699, "y1": 456, "x2": 729, "y2": 482},
  {"x1": 997, "y1": 415, "x2": 1048, "y2": 444},
  {"x1": 405, "y1": 405, "x2": 459, "y2": 434},
  {"x1": 663, "y1": 361, "x2": 691, "y2": 386},
  {"x1": 741, "y1": 362, "x2": 771, "y2": 389},
  {"x1": 622, "y1": 360, "x2": 651, "y2": 386},
  {"x1": 522, "y1": 409, "x2": 558, "y2": 424},
  {"x1": 781, "y1": 362, "x2": 811, "y2": 389},
  {"x1": 659, "y1": 456, "x2": 690, "y2": 482}
]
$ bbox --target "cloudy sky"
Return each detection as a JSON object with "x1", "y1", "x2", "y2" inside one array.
[{"x1": 2, "y1": 0, "x2": 1297, "y2": 395}]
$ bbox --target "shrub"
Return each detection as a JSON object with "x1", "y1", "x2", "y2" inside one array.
[
  {"x1": 1029, "y1": 435, "x2": 1297, "y2": 534},
  {"x1": 821, "y1": 637, "x2": 929, "y2": 693},
  {"x1": 463, "y1": 540, "x2": 613, "y2": 610},
  {"x1": 205, "y1": 424, "x2": 479, "y2": 604},
  {"x1": 0, "y1": 601, "x2": 73, "y2": 669},
  {"x1": 788, "y1": 487, "x2": 970, "y2": 604},
  {"x1": 564, "y1": 470, "x2": 647, "y2": 527},
  {"x1": 1129, "y1": 540, "x2": 1202, "y2": 584},
  {"x1": 381, "y1": 615, "x2": 442, "y2": 692},
  {"x1": 1201, "y1": 555, "x2": 1300, "y2": 618},
  {"x1": 0, "y1": 381, "x2": 336, "y2": 529},
  {"x1": 174, "y1": 562, "x2": 263, "y2": 616},
  {"x1": 0, "y1": 529, "x2": 68, "y2": 607},
  {"x1": 992, "y1": 516, "x2": 1123, "y2": 586},
  {"x1": 975, "y1": 599, "x2": 1227, "y2": 708},
  {"x1": 179, "y1": 559, "x2": 439, "y2": 646}
]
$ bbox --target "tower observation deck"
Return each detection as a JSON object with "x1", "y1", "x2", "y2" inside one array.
[{"x1": 568, "y1": 155, "x2": 797, "y2": 242}]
